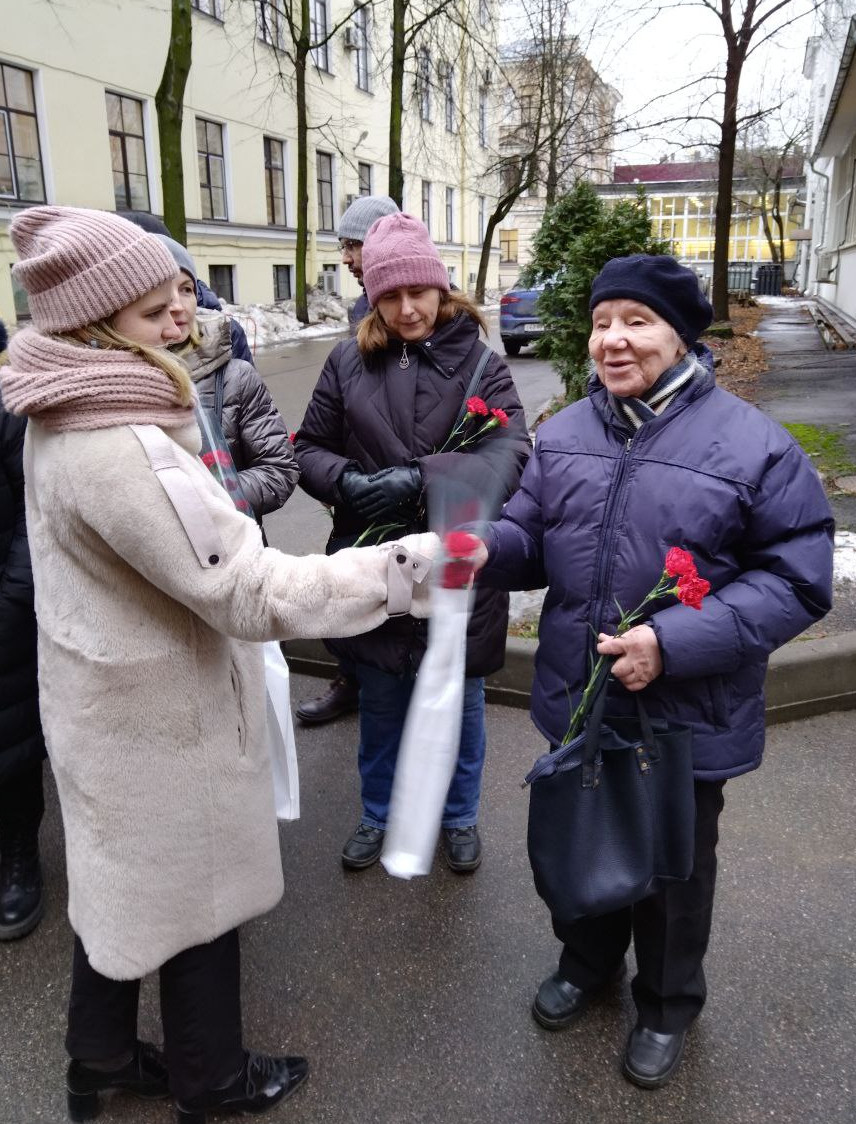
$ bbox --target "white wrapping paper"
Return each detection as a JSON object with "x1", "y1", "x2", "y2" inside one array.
[
  {"x1": 381, "y1": 583, "x2": 471, "y2": 878},
  {"x1": 263, "y1": 641, "x2": 300, "y2": 821}
]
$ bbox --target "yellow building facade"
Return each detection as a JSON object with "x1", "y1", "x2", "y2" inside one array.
[{"x1": 1, "y1": 0, "x2": 500, "y2": 326}]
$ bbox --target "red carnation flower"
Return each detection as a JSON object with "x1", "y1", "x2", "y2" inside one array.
[
  {"x1": 676, "y1": 573, "x2": 711, "y2": 610},
  {"x1": 201, "y1": 452, "x2": 216, "y2": 468},
  {"x1": 490, "y1": 407, "x2": 509, "y2": 428},
  {"x1": 467, "y1": 396, "x2": 489, "y2": 417},
  {"x1": 442, "y1": 530, "x2": 482, "y2": 589},
  {"x1": 289, "y1": 431, "x2": 297, "y2": 443},
  {"x1": 665, "y1": 547, "x2": 696, "y2": 578}
]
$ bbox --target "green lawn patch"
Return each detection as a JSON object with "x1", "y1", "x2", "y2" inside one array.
[{"x1": 783, "y1": 423, "x2": 856, "y2": 480}]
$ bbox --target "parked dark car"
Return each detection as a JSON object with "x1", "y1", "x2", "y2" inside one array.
[{"x1": 499, "y1": 279, "x2": 545, "y2": 357}]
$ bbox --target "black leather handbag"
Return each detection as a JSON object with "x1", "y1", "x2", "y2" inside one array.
[{"x1": 524, "y1": 675, "x2": 696, "y2": 923}]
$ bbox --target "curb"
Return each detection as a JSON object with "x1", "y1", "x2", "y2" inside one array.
[{"x1": 282, "y1": 631, "x2": 856, "y2": 726}]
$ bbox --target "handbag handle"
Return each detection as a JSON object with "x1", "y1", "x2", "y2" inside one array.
[
  {"x1": 582, "y1": 662, "x2": 658, "y2": 788},
  {"x1": 450, "y1": 347, "x2": 493, "y2": 432}
]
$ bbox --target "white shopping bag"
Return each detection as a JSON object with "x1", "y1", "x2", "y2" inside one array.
[
  {"x1": 263, "y1": 641, "x2": 300, "y2": 821},
  {"x1": 381, "y1": 582, "x2": 471, "y2": 879}
]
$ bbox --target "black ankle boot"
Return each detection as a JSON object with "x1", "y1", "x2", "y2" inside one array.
[
  {"x1": 175, "y1": 1051, "x2": 309, "y2": 1123},
  {"x1": 0, "y1": 826, "x2": 43, "y2": 940},
  {"x1": 66, "y1": 1041, "x2": 170, "y2": 1121}
]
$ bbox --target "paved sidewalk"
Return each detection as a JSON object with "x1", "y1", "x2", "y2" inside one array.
[{"x1": 0, "y1": 676, "x2": 853, "y2": 1124}]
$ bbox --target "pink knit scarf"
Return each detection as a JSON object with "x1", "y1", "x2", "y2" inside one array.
[{"x1": 0, "y1": 328, "x2": 196, "y2": 431}]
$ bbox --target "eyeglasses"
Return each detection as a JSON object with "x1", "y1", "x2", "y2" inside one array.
[{"x1": 338, "y1": 239, "x2": 362, "y2": 252}]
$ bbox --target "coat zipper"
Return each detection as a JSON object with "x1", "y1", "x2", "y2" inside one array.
[{"x1": 591, "y1": 434, "x2": 635, "y2": 646}]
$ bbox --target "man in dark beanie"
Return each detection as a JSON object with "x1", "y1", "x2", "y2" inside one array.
[{"x1": 294, "y1": 194, "x2": 399, "y2": 727}]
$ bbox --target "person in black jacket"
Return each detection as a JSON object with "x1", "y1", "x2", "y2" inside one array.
[
  {"x1": 0, "y1": 372, "x2": 47, "y2": 940},
  {"x1": 295, "y1": 214, "x2": 530, "y2": 873}
]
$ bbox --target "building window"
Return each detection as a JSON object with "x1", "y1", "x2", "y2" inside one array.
[
  {"x1": 316, "y1": 150, "x2": 334, "y2": 231},
  {"x1": 421, "y1": 179, "x2": 431, "y2": 231},
  {"x1": 478, "y1": 0, "x2": 490, "y2": 26},
  {"x1": 264, "y1": 136, "x2": 286, "y2": 225},
  {"x1": 353, "y1": 6, "x2": 371, "y2": 92},
  {"x1": 444, "y1": 65, "x2": 457, "y2": 134},
  {"x1": 192, "y1": 0, "x2": 223, "y2": 18},
  {"x1": 445, "y1": 186, "x2": 454, "y2": 243},
  {"x1": 478, "y1": 88, "x2": 488, "y2": 148},
  {"x1": 500, "y1": 229, "x2": 518, "y2": 262},
  {"x1": 417, "y1": 48, "x2": 431, "y2": 122},
  {"x1": 196, "y1": 118, "x2": 227, "y2": 220},
  {"x1": 105, "y1": 92, "x2": 150, "y2": 212},
  {"x1": 209, "y1": 264, "x2": 234, "y2": 304},
  {"x1": 319, "y1": 263, "x2": 338, "y2": 294},
  {"x1": 478, "y1": 195, "x2": 486, "y2": 243},
  {"x1": 310, "y1": 0, "x2": 330, "y2": 71},
  {"x1": 256, "y1": 1, "x2": 286, "y2": 49},
  {"x1": 273, "y1": 264, "x2": 292, "y2": 301},
  {"x1": 0, "y1": 63, "x2": 46, "y2": 203},
  {"x1": 357, "y1": 162, "x2": 372, "y2": 196}
]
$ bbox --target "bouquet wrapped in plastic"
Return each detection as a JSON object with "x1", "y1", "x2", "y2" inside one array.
[{"x1": 195, "y1": 404, "x2": 253, "y2": 518}]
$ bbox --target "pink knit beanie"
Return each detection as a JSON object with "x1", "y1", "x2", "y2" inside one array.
[
  {"x1": 10, "y1": 206, "x2": 178, "y2": 333},
  {"x1": 361, "y1": 213, "x2": 450, "y2": 307}
]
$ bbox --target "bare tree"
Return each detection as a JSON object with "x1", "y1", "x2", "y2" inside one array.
[
  {"x1": 156, "y1": 0, "x2": 193, "y2": 244},
  {"x1": 733, "y1": 107, "x2": 808, "y2": 264},
  {"x1": 257, "y1": 0, "x2": 371, "y2": 322},
  {"x1": 471, "y1": 0, "x2": 618, "y2": 301}
]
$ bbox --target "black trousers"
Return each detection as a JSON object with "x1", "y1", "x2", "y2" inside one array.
[
  {"x1": 66, "y1": 928, "x2": 244, "y2": 1102},
  {"x1": 553, "y1": 778, "x2": 727, "y2": 1034},
  {"x1": 0, "y1": 759, "x2": 44, "y2": 835}
]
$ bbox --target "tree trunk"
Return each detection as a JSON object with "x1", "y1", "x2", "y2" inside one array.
[
  {"x1": 294, "y1": 0, "x2": 311, "y2": 324},
  {"x1": 387, "y1": 0, "x2": 406, "y2": 206},
  {"x1": 712, "y1": 54, "x2": 742, "y2": 322},
  {"x1": 155, "y1": 0, "x2": 192, "y2": 244},
  {"x1": 475, "y1": 195, "x2": 518, "y2": 302}
]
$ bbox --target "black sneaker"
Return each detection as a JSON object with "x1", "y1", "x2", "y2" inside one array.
[
  {"x1": 66, "y1": 1041, "x2": 169, "y2": 1121},
  {"x1": 341, "y1": 824, "x2": 385, "y2": 870},
  {"x1": 175, "y1": 1050, "x2": 309, "y2": 1123},
  {"x1": 441, "y1": 826, "x2": 482, "y2": 872}
]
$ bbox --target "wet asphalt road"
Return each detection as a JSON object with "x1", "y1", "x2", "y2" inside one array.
[{"x1": 1, "y1": 690, "x2": 854, "y2": 1124}]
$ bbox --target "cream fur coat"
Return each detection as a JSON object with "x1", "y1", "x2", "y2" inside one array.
[{"x1": 24, "y1": 419, "x2": 434, "y2": 979}]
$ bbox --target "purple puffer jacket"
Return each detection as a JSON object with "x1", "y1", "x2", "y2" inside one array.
[{"x1": 482, "y1": 353, "x2": 834, "y2": 779}]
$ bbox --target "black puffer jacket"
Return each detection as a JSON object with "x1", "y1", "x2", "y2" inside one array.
[
  {"x1": 295, "y1": 312, "x2": 531, "y2": 676},
  {"x1": 183, "y1": 314, "x2": 299, "y2": 515},
  {"x1": 0, "y1": 404, "x2": 46, "y2": 782}
]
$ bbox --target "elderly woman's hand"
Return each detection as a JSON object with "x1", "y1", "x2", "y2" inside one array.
[{"x1": 597, "y1": 625, "x2": 663, "y2": 692}]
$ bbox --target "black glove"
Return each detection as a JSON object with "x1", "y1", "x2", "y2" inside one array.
[{"x1": 339, "y1": 466, "x2": 422, "y2": 522}]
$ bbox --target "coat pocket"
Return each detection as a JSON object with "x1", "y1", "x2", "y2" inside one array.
[{"x1": 230, "y1": 659, "x2": 248, "y2": 756}]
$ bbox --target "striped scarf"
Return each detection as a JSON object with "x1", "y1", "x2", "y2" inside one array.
[{"x1": 608, "y1": 353, "x2": 701, "y2": 430}]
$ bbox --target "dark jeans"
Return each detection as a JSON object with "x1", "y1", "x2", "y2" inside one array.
[
  {"x1": 355, "y1": 664, "x2": 487, "y2": 830},
  {"x1": 0, "y1": 760, "x2": 44, "y2": 837},
  {"x1": 552, "y1": 778, "x2": 727, "y2": 1034},
  {"x1": 66, "y1": 929, "x2": 244, "y2": 1102}
]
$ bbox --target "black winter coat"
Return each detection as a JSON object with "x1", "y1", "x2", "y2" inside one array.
[
  {"x1": 295, "y1": 312, "x2": 531, "y2": 676},
  {"x1": 0, "y1": 404, "x2": 46, "y2": 781}
]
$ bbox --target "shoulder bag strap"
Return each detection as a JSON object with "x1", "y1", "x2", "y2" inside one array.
[
  {"x1": 129, "y1": 424, "x2": 226, "y2": 569},
  {"x1": 451, "y1": 346, "x2": 493, "y2": 432}
]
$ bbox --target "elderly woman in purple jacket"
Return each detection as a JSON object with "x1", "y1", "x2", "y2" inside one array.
[
  {"x1": 470, "y1": 255, "x2": 833, "y2": 1089},
  {"x1": 295, "y1": 214, "x2": 530, "y2": 874}
]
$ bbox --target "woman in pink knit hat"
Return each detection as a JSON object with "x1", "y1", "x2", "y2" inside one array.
[
  {"x1": 294, "y1": 213, "x2": 531, "y2": 874},
  {"x1": 0, "y1": 206, "x2": 437, "y2": 1123}
]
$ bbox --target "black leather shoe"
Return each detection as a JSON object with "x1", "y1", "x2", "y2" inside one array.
[
  {"x1": 441, "y1": 826, "x2": 482, "y2": 872},
  {"x1": 0, "y1": 829, "x2": 44, "y2": 941},
  {"x1": 295, "y1": 675, "x2": 359, "y2": 725},
  {"x1": 532, "y1": 965, "x2": 625, "y2": 1030},
  {"x1": 341, "y1": 824, "x2": 385, "y2": 870},
  {"x1": 67, "y1": 1041, "x2": 169, "y2": 1121},
  {"x1": 623, "y1": 1024, "x2": 688, "y2": 1088},
  {"x1": 175, "y1": 1051, "x2": 308, "y2": 1123}
]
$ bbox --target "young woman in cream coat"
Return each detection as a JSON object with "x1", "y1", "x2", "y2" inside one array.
[{"x1": 1, "y1": 206, "x2": 434, "y2": 1124}]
